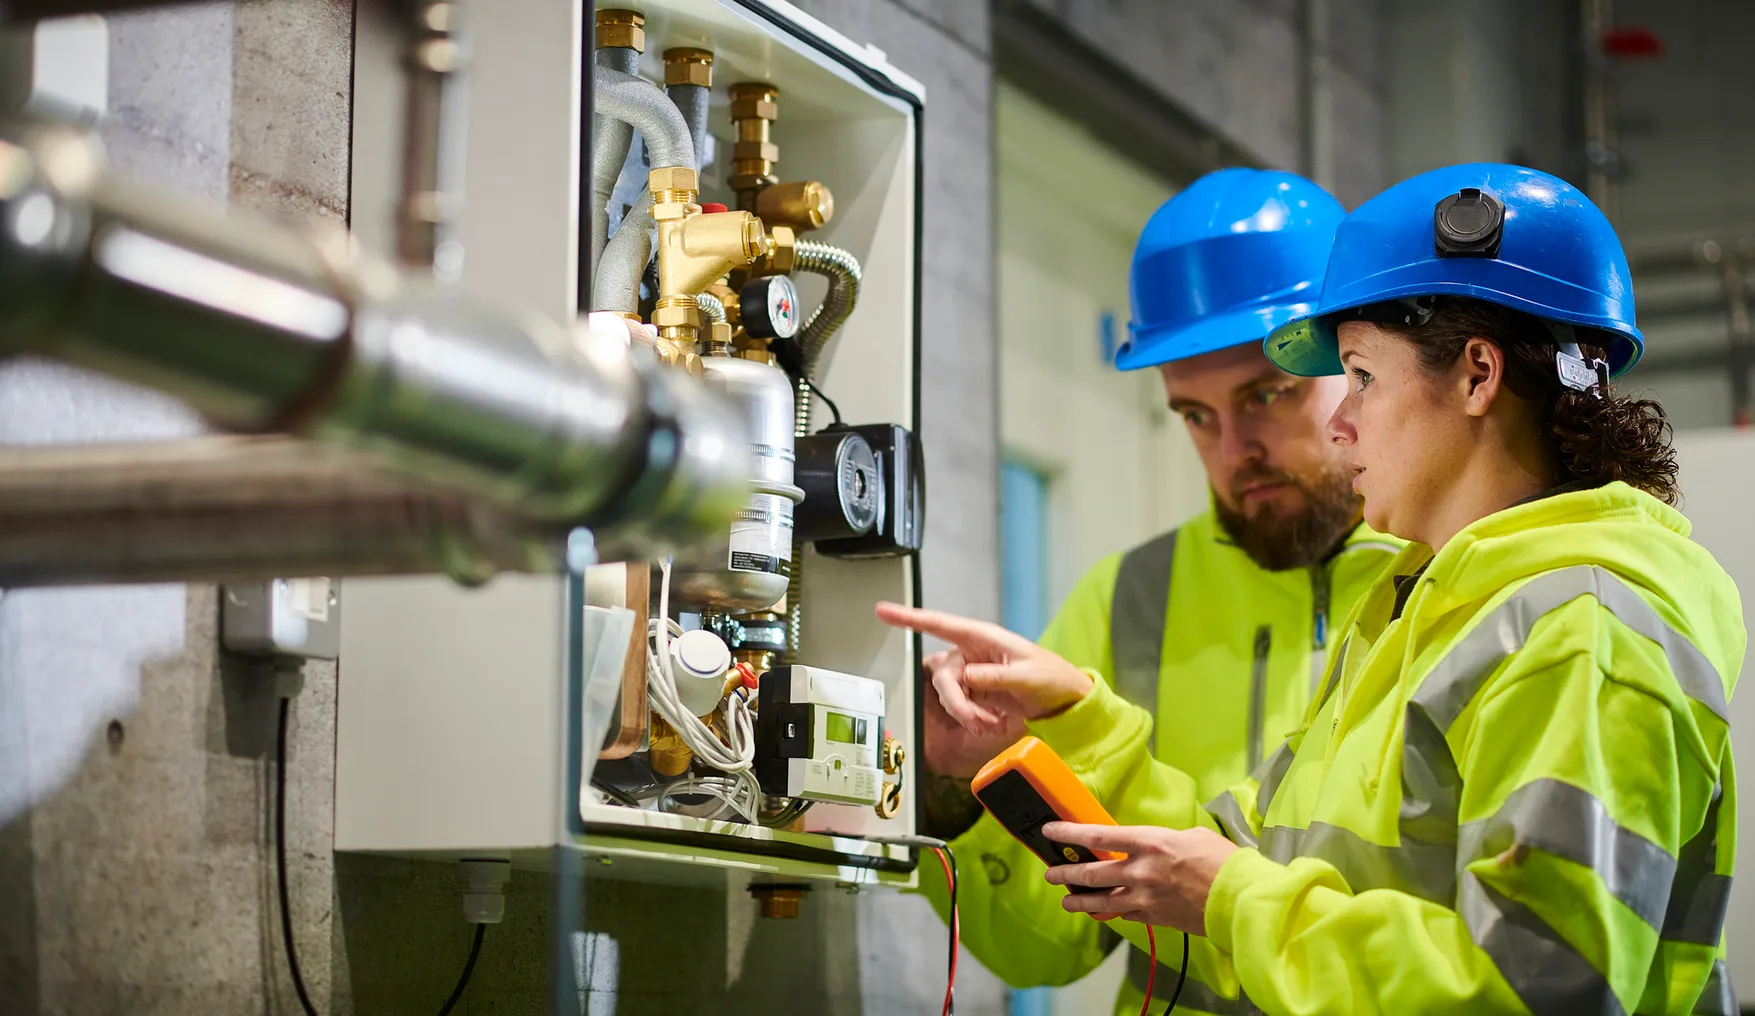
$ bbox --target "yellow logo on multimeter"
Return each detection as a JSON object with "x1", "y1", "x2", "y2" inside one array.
[{"x1": 1061, "y1": 845, "x2": 1080, "y2": 863}]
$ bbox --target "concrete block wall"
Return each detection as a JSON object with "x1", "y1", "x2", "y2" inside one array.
[{"x1": 1016, "y1": 0, "x2": 1391, "y2": 207}]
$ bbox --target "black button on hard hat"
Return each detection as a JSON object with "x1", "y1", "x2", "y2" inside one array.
[
  {"x1": 740, "y1": 275, "x2": 801, "y2": 340},
  {"x1": 1434, "y1": 187, "x2": 1505, "y2": 258}
]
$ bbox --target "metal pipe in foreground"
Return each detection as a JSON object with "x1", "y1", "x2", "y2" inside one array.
[
  {"x1": 0, "y1": 122, "x2": 752, "y2": 560},
  {"x1": 0, "y1": 437, "x2": 569, "y2": 588}
]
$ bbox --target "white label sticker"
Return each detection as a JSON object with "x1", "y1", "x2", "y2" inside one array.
[{"x1": 729, "y1": 498, "x2": 795, "y2": 574}]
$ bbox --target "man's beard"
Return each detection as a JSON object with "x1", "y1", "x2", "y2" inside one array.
[{"x1": 1213, "y1": 465, "x2": 1361, "y2": 571}]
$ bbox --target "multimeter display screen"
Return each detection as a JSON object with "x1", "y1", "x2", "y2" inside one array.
[{"x1": 825, "y1": 711, "x2": 858, "y2": 744}]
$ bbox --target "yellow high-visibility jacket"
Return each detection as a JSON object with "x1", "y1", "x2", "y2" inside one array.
[
  {"x1": 1020, "y1": 482, "x2": 1742, "y2": 1015},
  {"x1": 920, "y1": 510, "x2": 1401, "y2": 1014}
]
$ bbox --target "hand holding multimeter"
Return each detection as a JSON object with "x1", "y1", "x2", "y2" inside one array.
[
  {"x1": 972, "y1": 735, "x2": 1193, "y2": 1014},
  {"x1": 971, "y1": 735, "x2": 1125, "y2": 920}
]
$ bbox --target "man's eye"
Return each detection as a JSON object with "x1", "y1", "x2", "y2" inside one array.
[
  {"x1": 1181, "y1": 410, "x2": 1209, "y2": 428},
  {"x1": 1254, "y1": 387, "x2": 1288, "y2": 406}
]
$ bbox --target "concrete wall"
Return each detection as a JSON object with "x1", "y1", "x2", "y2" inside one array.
[{"x1": 1014, "y1": 0, "x2": 1391, "y2": 207}]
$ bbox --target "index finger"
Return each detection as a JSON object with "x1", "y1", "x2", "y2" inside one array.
[
  {"x1": 876, "y1": 602, "x2": 1013, "y2": 647},
  {"x1": 1041, "y1": 821, "x2": 1148, "y2": 854}
]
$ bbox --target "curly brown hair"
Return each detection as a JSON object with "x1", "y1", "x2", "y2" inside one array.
[{"x1": 1381, "y1": 297, "x2": 1680, "y2": 505}]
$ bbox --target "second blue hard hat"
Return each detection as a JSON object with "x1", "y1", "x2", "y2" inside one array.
[
  {"x1": 1265, "y1": 163, "x2": 1643, "y2": 378},
  {"x1": 1119, "y1": 168, "x2": 1345, "y2": 371}
]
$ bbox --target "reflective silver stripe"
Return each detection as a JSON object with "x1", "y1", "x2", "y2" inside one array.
[
  {"x1": 1126, "y1": 946, "x2": 1261, "y2": 1015},
  {"x1": 1458, "y1": 778, "x2": 1676, "y2": 930},
  {"x1": 1260, "y1": 821, "x2": 1456, "y2": 902},
  {"x1": 1459, "y1": 871, "x2": 1629, "y2": 1016},
  {"x1": 1253, "y1": 742, "x2": 1296, "y2": 818},
  {"x1": 1400, "y1": 699, "x2": 1464, "y2": 846},
  {"x1": 1110, "y1": 529, "x2": 1177, "y2": 718},
  {"x1": 1205, "y1": 790, "x2": 1260, "y2": 849},
  {"x1": 1666, "y1": 783, "x2": 1732, "y2": 946},
  {"x1": 1411, "y1": 566, "x2": 1729, "y2": 732},
  {"x1": 1312, "y1": 635, "x2": 1350, "y2": 715},
  {"x1": 1694, "y1": 959, "x2": 1736, "y2": 1016}
]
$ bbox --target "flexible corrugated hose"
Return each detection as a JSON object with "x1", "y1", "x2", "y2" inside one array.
[{"x1": 782, "y1": 240, "x2": 862, "y2": 661}]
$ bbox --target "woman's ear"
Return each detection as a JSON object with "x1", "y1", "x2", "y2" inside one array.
[{"x1": 1459, "y1": 337, "x2": 1505, "y2": 417}]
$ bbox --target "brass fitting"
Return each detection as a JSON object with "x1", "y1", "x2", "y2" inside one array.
[
  {"x1": 751, "y1": 884, "x2": 809, "y2": 920},
  {"x1": 880, "y1": 736, "x2": 906, "y2": 774},
  {"x1": 751, "y1": 224, "x2": 797, "y2": 276},
  {"x1": 756, "y1": 181, "x2": 834, "y2": 233},
  {"x1": 705, "y1": 320, "x2": 734, "y2": 350},
  {"x1": 647, "y1": 166, "x2": 700, "y2": 212},
  {"x1": 652, "y1": 334, "x2": 705, "y2": 377},
  {"x1": 874, "y1": 780, "x2": 903, "y2": 819},
  {"x1": 595, "y1": 9, "x2": 645, "y2": 52},
  {"x1": 647, "y1": 714, "x2": 692, "y2": 777},
  {"x1": 728, "y1": 82, "x2": 781, "y2": 202},
  {"x1": 663, "y1": 47, "x2": 714, "y2": 87}
]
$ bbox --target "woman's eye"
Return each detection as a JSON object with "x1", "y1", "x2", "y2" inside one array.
[{"x1": 1350, "y1": 367, "x2": 1373, "y2": 391}]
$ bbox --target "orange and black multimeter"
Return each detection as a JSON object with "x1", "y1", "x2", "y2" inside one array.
[{"x1": 972, "y1": 736, "x2": 1121, "y2": 911}]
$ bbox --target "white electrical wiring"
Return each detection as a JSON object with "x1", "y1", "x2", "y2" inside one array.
[{"x1": 645, "y1": 558, "x2": 762, "y2": 822}]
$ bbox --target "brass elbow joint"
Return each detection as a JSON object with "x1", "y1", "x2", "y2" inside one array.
[{"x1": 649, "y1": 167, "x2": 773, "y2": 345}]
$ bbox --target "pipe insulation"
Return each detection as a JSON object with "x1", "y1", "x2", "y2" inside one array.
[
  {"x1": 666, "y1": 82, "x2": 711, "y2": 172},
  {"x1": 593, "y1": 66, "x2": 696, "y2": 173},
  {"x1": 781, "y1": 240, "x2": 863, "y2": 661},
  {"x1": 590, "y1": 45, "x2": 640, "y2": 265},
  {"x1": 592, "y1": 189, "x2": 654, "y2": 313}
]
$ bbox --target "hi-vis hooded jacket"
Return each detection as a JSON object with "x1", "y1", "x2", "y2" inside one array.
[{"x1": 1019, "y1": 482, "x2": 1743, "y2": 1015}]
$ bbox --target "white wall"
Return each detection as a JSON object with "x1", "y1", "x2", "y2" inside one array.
[
  {"x1": 1674, "y1": 428, "x2": 1755, "y2": 1005},
  {"x1": 995, "y1": 81, "x2": 1202, "y2": 1013},
  {"x1": 997, "y1": 82, "x2": 1207, "y2": 621}
]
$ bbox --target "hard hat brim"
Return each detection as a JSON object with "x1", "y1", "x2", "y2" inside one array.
[
  {"x1": 1119, "y1": 298, "x2": 1322, "y2": 372},
  {"x1": 1265, "y1": 264, "x2": 1646, "y2": 379}
]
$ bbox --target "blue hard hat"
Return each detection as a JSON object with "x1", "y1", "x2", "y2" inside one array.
[
  {"x1": 1265, "y1": 163, "x2": 1643, "y2": 378},
  {"x1": 1118, "y1": 168, "x2": 1345, "y2": 371}
]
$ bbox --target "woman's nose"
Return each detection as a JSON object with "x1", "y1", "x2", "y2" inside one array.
[{"x1": 1326, "y1": 399, "x2": 1356, "y2": 446}]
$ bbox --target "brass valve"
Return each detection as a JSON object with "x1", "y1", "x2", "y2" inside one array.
[
  {"x1": 649, "y1": 166, "x2": 773, "y2": 346},
  {"x1": 647, "y1": 713, "x2": 692, "y2": 777},
  {"x1": 595, "y1": 9, "x2": 644, "y2": 52},
  {"x1": 750, "y1": 224, "x2": 798, "y2": 277},
  {"x1": 755, "y1": 181, "x2": 834, "y2": 233}
]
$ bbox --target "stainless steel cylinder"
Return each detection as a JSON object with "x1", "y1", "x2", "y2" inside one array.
[{"x1": 671, "y1": 353, "x2": 801, "y2": 611}]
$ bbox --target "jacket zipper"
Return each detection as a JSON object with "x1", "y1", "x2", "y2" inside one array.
[{"x1": 1248, "y1": 625, "x2": 1271, "y2": 772}]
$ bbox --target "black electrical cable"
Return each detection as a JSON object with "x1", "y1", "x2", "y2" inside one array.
[
  {"x1": 276, "y1": 695, "x2": 490, "y2": 1016},
  {"x1": 1162, "y1": 930, "x2": 1188, "y2": 1015},
  {"x1": 276, "y1": 697, "x2": 321, "y2": 1016},
  {"x1": 436, "y1": 923, "x2": 487, "y2": 1016},
  {"x1": 805, "y1": 377, "x2": 843, "y2": 427}
]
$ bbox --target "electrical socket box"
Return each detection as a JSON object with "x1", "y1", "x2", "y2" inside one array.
[
  {"x1": 334, "y1": 0, "x2": 925, "y2": 891},
  {"x1": 221, "y1": 578, "x2": 340, "y2": 660}
]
